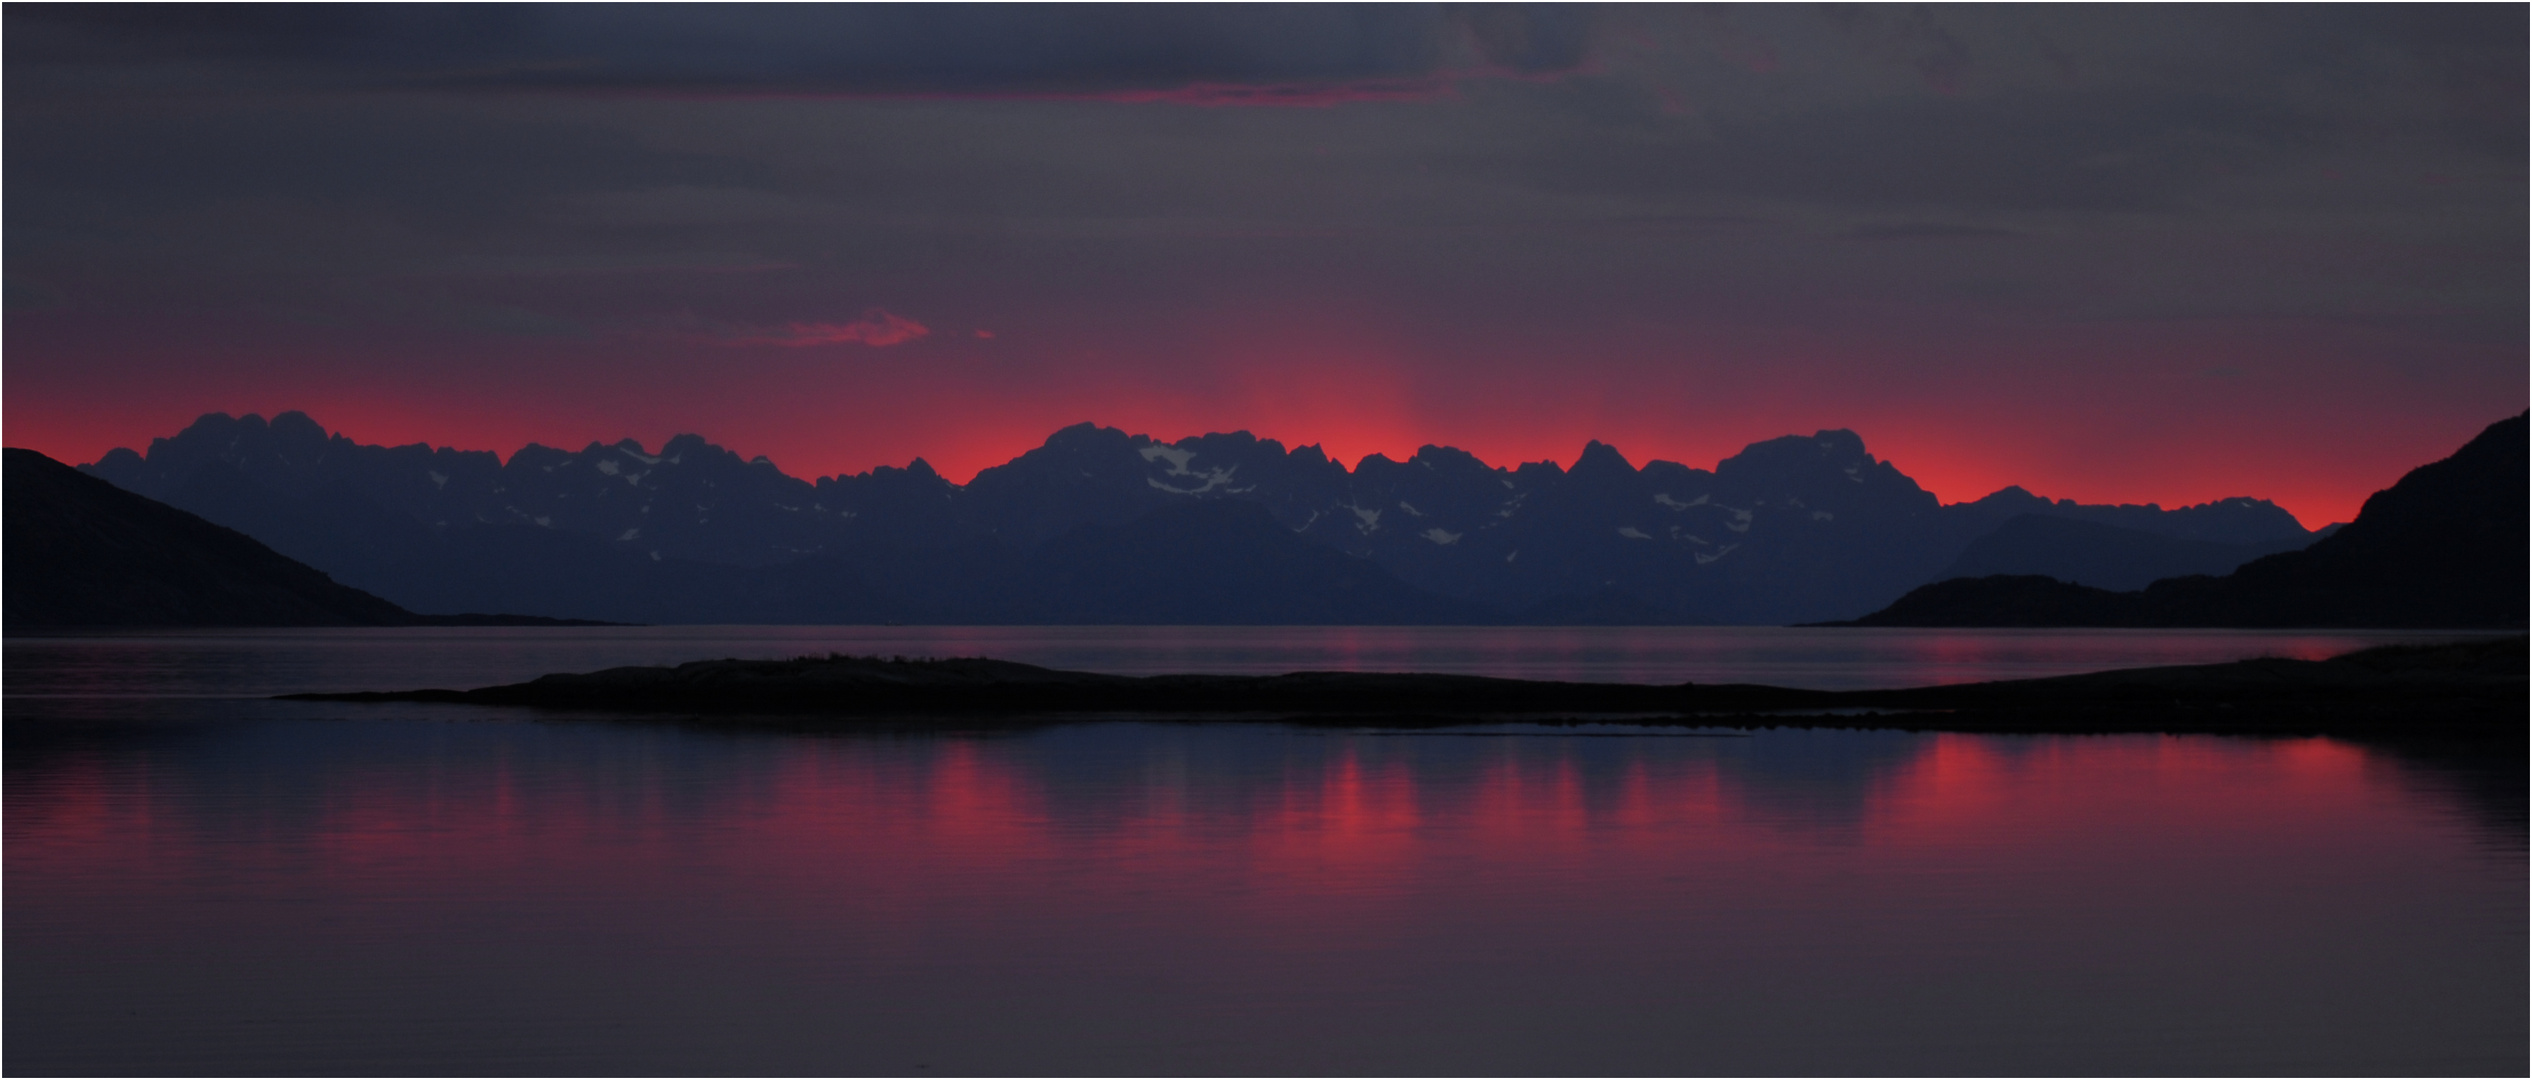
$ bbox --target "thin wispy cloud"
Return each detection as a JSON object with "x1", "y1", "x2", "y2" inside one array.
[{"x1": 731, "y1": 310, "x2": 931, "y2": 348}]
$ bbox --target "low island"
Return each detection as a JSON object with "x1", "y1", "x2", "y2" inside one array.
[{"x1": 287, "y1": 636, "x2": 2525, "y2": 743}]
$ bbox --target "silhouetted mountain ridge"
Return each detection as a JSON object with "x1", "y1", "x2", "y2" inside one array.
[
  {"x1": 1939, "y1": 515, "x2": 2321, "y2": 592},
  {"x1": 81, "y1": 410, "x2": 2327, "y2": 624},
  {"x1": 3, "y1": 448, "x2": 604, "y2": 628},
  {"x1": 1843, "y1": 413, "x2": 2528, "y2": 628}
]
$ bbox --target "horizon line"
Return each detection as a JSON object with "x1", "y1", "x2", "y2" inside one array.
[{"x1": 61, "y1": 408, "x2": 2337, "y2": 524}]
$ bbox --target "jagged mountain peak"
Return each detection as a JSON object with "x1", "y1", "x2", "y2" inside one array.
[
  {"x1": 1968, "y1": 484, "x2": 2043, "y2": 507},
  {"x1": 1709, "y1": 427, "x2": 1933, "y2": 504},
  {"x1": 269, "y1": 410, "x2": 328, "y2": 441},
  {"x1": 1405, "y1": 444, "x2": 1500, "y2": 479},
  {"x1": 1955, "y1": 482, "x2": 2308, "y2": 545},
  {"x1": 156, "y1": 410, "x2": 320, "y2": 458},
  {"x1": 1718, "y1": 429, "x2": 1875, "y2": 474},
  {"x1": 1180, "y1": 429, "x2": 1271, "y2": 452},
  {"x1": 1035, "y1": 421, "x2": 1139, "y2": 452},
  {"x1": 658, "y1": 433, "x2": 725, "y2": 460},
  {"x1": 111, "y1": 410, "x2": 376, "y2": 496},
  {"x1": 1811, "y1": 428, "x2": 1868, "y2": 456},
  {"x1": 1569, "y1": 440, "x2": 1636, "y2": 479},
  {"x1": 580, "y1": 439, "x2": 646, "y2": 462}
]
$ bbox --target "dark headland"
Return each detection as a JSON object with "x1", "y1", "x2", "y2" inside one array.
[
  {"x1": 1830, "y1": 412, "x2": 2527, "y2": 628},
  {"x1": 3, "y1": 447, "x2": 619, "y2": 629},
  {"x1": 290, "y1": 635, "x2": 2526, "y2": 743}
]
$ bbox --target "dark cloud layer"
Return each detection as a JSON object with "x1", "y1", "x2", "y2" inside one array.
[
  {"x1": 9, "y1": 4, "x2": 1593, "y2": 95},
  {"x1": 4, "y1": 4, "x2": 2523, "y2": 525}
]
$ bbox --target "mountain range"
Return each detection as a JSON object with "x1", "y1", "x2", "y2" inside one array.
[
  {"x1": 1846, "y1": 413, "x2": 2527, "y2": 628},
  {"x1": 77, "y1": 411, "x2": 2327, "y2": 625}
]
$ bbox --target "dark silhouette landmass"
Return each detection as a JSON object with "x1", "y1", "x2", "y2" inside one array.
[
  {"x1": 4, "y1": 448, "x2": 614, "y2": 629},
  {"x1": 289, "y1": 636, "x2": 2525, "y2": 742},
  {"x1": 37, "y1": 407, "x2": 2510, "y2": 628},
  {"x1": 81, "y1": 411, "x2": 2322, "y2": 625},
  {"x1": 1838, "y1": 413, "x2": 2529, "y2": 628},
  {"x1": 1935, "y1": 514, "x2": 2325, "y2": 592}
]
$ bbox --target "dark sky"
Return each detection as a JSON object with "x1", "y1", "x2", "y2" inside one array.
[{"x1": 7, "y1": 4, "x2": 2523, "y2": 523}]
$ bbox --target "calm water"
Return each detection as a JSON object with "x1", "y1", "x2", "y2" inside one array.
[
  {"x1": 6, "y1": 628, "x2": 2523, "y2": 1075},
  {"x1": 0, "y1": 624, "x2": 2502, "y2": 697}
]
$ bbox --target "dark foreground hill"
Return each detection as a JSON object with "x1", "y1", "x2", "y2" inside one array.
[
  {"x1": 293, "y1": 636, "x2": 2525, "y2": 742},
  {"x1": 1840, "y1": 413, "x2": 2529, "y2": 628},
  {"x1": 3, "y1": 448, "x2": 605, "y2": 629}
]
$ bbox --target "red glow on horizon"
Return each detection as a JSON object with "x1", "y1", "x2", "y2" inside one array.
[
  {"x1": 3, "y1": 303, "x2": 2513, "y2": 528},
  {"x1": 5, "y1": 394, "x2": 2488, "y2": 530}
]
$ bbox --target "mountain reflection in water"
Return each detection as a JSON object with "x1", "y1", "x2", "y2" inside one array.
[{"x1": 7, "y1": 698, "x2": 2523, "y2": 1076}]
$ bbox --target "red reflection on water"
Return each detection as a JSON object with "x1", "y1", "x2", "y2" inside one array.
[
  {"x1": 5, "y1": 753, "x2": 156, "y2": 871},
  {"x1": 0, "y1": 728, "x2": 2478, "y2": 949},
  {"x1": 1838, "y1": 732, "x2": 2400, "y2": 908},
  {"x1": 9, "y1": 720, "x2": 2521, "y2": 1078}
]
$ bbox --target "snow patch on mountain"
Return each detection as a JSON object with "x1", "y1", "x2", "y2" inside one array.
[
  {"x1": 1147, "y1": 465, "x2": 1245, "y2": 495},
  {"x1": 1138, "y1": 445, "x2": 1198, "y2": 474}
]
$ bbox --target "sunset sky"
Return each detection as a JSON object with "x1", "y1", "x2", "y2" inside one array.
[{"x1": 6, "y1": 5, "x2": 2523, "y2": 526}]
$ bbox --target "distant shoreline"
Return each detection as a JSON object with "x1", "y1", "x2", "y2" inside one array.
[{"x1": 286, "y1": 636, "x2": 2527, "y2": 744}]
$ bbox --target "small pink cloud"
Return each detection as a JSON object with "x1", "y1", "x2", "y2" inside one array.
[
  {"x1": 974, "y1": 328, "x2": 996, "y2": 340},
  {"x1": 734, "y1": 309, "x2": 930, "y2": 347}
]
